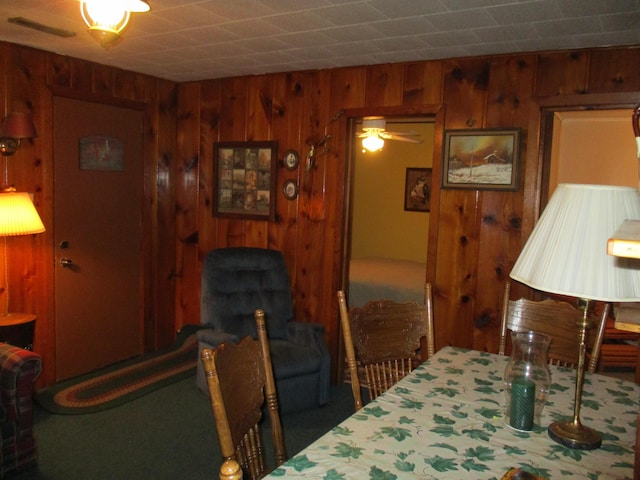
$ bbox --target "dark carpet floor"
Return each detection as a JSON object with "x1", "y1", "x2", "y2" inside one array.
[{"x1": 11, "y1": 377, "x2": 354, "y2": 480}]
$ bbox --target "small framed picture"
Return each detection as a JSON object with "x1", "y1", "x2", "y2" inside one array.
[
  {"x1": 404, "y1": 168, "x2": 432, "y2": 212},
  {"x1": 213, "y1": 141, "x2": 277, "y2": 220},
  {"x1": 442, "y1": 128, "x2": 521, "y2": 191},
  {"x1": 79, "y1": 136, "x2": 124, "y2": 171}
]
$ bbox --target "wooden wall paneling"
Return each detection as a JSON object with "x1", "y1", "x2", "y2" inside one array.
[
  {"x1": 435, "y1": 58, "x2": 490, "y2": 349},
  {"x1": 70, "y1": 58, "x2": 94, "y2": 93},
  {"x1": 245, "y1": 75, "x2": 274, "y2": 248},
  {"x1": 113, "y1": 70, "x2": 147, "y2": 102},
  {"x1": 534, "y1": 50, "x2": 589, "y2": 96},
  {"x1": 364, "y1": 64, "x2": 404, "y2": 106},
  {"x1": 485, "y1": 55, "x2": 536, "y2": 128},
  {"x1": 270, "y1": 72, "x2": 305, "y2": 282},
  {"x1": 216, "y1": 76, "x2": 250, "y2": 247},
  {"x1": 198, "y1": 79, "x2": 222, "y2": 255},
  {"x1": 316, "y1": 70, "x2": 348, "y2": 379},
  {"x1": 174, "y1": 82, "x2": 202, "y2": 329},
  {"x1": 0, "y1": 44, "x2": 7, "y2": 331},
  {"x1": 293, "y1": 70, "x2": 336, "y2": 371},
  {"x1": 143, "y1": 78, "x2": 177, "y2": 350},
  {"x1": 3, "y1": 45, "x2": 53, "y2": 384},
  {"x1": 5, "y1": 47, "x2": 47, "y2": 305},
  {"x1": 587, "y1": 47, "x2": 640, "y2": 93},
  {"x1": 0, "y1": 44, "x2": 7, "y2": 108},
  {"x1": 154, "y1": 79, "x2": 179, "y2": 346},
  {"x1": 434, "y1": 190, "x2": 481, "y2": 349},
  {"x1": 46, "y1": 53, "x2": 72, "y2": 89},
  {"x1": 92, "y1": 63, "x2": 115, "y2": 97},
  {"x1": 473, "y1": 55, "x2": 536, "y2": 352},
  {"x1": 328, "y1": 67, "x2": 367, "y2": 110},
  {"x1": 402, "y1": 61, "x2": 444, "y2": 106},
  {"x1": 2, "y1": 40, "x2": 640, "y2": 389},
  {"x1": 442, "y1": 57, "x2": 490, "y2": 129},
  {"x1": 141, "y1": 78, "x2": 158, "y2": 350}
]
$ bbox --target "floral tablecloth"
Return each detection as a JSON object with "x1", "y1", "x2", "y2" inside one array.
[{"x1": 266, "y1": 346, "x2": 639, "y2": 479}]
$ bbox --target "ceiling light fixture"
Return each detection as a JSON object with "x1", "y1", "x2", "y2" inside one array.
[
  {"x1": 361, "y1": 117, "x2": 385, "y2": 152},
  {"x1": 362, "y1": 134, "x2": 384, "y2": 152},
  {"x1": 79, "y1": 0, "x2": 150, "y2": 49},
  {"x1": 358, "y1": 116, "x2": 422, "y2": 152}
]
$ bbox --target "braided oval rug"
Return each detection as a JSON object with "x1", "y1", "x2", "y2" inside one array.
[{"x1": 35, "y1": 324, "x2": 201, "y2": 414}]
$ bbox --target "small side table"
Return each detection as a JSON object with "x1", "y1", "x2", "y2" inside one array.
[{"x1": 0, "y1": 313, "x2": 36, "y2": 350}]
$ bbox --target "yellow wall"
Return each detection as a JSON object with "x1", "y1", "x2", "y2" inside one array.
[
  {"x1": 550, "y1": 109, "x2": 636, "y2": 195},
  {"x1": 351, "y1": 121, "x2": 435, "y2": 263}
]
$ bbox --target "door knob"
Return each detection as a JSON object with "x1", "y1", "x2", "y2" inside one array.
[{"x1": 60, "y1": 257, "x2": 73, "y2": 268}]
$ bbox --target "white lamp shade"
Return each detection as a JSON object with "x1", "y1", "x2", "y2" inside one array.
[
  {"x1": 510, "y1": 183, "x2": 640, "y2": 302},
  {"x1": 0, "y1": 192, "x2": 46, "y2": 236}
]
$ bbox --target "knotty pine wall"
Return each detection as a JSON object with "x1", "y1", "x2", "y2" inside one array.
[{"x1": 1, "y1": 40, "x2": 638, "y2": 386}]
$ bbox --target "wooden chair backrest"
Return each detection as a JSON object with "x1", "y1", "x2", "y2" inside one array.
[
  {"x1": 201, "y1": 309, "x2": 286, "y2": 480},
  {"x1": 498, "y1": 281, "x2": 609, "y2": 373},
  {"x1": 337, "y1": 283, "x2": 435, "y2": 411}
]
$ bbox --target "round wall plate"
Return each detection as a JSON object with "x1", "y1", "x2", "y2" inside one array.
[
  {"x1": 283, "y1": 149, "x2": 300, "y2": 170},
  {"x1": 282, "y1": 179, "x2": 299, "y2": 200}
]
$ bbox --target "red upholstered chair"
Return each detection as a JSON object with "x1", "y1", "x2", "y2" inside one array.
[{"x1": 0, "y1": 343, "x2": 42, "y2": 478}]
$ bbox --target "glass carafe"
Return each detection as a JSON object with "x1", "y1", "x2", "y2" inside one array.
[{"x1": 503, "y1": 331, "x2": 552, "y2": 430}]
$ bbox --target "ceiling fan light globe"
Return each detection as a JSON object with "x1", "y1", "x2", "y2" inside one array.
[{"x1": 362, "y1": 135, "x2": 384, "y2": 152}]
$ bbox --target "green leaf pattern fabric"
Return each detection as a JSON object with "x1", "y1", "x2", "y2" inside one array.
[{"x1": 265, "y1": 347, "x2": 639, "y2": 479}]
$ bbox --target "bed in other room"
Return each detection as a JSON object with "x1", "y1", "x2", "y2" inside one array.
[{"x1": 348, "y1": 257, "x2": 426, "y2": 307}]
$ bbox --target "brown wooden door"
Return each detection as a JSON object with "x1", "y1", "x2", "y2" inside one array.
[{"x1": 53, "y1": 96, "x2": 144, "y2": 381}]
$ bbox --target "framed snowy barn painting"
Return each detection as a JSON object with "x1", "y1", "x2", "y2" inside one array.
[{"x1": 441, "y1": 129, "x2": 521, "y2": 191}]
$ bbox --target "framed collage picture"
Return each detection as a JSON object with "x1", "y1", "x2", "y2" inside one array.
[{"x1": 213, "y1": 141, "x2": 277, "y2": 220}]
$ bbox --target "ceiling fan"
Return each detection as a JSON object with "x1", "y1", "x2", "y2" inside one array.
[{"x1": 357, "y1": 117, "x2": 422, "y2": 152}]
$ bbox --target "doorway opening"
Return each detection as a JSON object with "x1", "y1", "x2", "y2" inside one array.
[{"x1": 344, "y1": 115, "x2": 435, "y2": 308}]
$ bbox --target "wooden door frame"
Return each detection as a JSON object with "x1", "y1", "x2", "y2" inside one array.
[
  {"x1": 525, "y1": 92, "x2": 640, "y2": 232},
  {"x1": 518, "y1": 91, "x2": 640, "y2": 303}
]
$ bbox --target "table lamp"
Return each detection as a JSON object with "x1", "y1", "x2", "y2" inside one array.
[
  {"x1": 509, "y1": 183, "x2": 640, "y2": 450},
  {"x1": 0, "y1": 189, "x2": 46, "y2": 317}
]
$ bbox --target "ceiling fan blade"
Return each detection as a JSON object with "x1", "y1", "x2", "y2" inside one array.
[
  {"x1": 380, "y1": 130, "x2": 420, "y2": 137},
  {"x1": 385, "y1": 134, "x2": 423, "y2": 143}
]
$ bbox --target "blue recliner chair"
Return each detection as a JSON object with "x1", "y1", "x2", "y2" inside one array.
[{"x1": 196, "y1": 247, "x2": 331, "y2": 414}]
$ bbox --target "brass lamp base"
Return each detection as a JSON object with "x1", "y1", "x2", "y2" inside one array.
[{"x1": 548, "y1": 420, "x2": 601, "y2": 450}]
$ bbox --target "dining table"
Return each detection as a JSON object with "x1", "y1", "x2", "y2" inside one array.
[{"x1": 265, "y1": 346, "x2": 639, "y2": 480}]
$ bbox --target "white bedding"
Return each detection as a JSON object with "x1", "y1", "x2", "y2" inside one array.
[{"x1": 348, "y1": 257, "x2": 426, "y2": 307}]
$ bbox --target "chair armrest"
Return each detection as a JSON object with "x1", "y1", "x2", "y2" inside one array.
[
  {"x1": 0, "y1": 343, "x2": 42, "y2": 424},
  {"x1": 196, "y1": 328, "x2": 240, "y2": 347}
]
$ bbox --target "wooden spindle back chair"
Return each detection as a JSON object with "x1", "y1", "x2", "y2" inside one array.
[
  {"x1": 201, "y1": 309, "x2": 286, "y2": 480},
  {"x1": 499, "y1": 280, "x2": 609, "y2": 373},
  {"x1": 337, "y1": 283, "x2": 435, "y2": 411}
]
